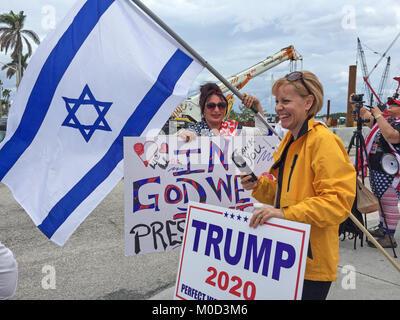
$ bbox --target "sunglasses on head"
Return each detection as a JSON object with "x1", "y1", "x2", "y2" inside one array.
[
  {"x1": 285, "y1": 71, "x2": 312, "y2": 95},
  {"x1": 206, "y1": 102, "x2": 227, "y2": 110}
]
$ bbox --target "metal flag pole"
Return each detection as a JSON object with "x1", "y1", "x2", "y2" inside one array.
[{"x1": 130, "y1": 0, "x2": 281, "y2": 141}]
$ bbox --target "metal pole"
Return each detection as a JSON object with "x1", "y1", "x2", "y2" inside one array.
[{"x1": 130, "y1": 0, "x2": 281, "y2": 140}]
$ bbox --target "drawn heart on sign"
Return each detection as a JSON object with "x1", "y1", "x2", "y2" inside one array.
[{"x1": 133, "y1": 141, "x2": 158, "y2": 167}]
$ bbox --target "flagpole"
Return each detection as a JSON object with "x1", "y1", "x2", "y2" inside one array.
[{"x1": 130, "y1": 0, "x2": 281, "y2": 140}]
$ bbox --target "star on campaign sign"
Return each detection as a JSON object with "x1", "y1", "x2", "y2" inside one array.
[{"x1": 62, "y1": 84, "x2": 112, "y2": 142}]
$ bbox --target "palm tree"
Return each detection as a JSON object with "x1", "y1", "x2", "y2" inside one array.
[
  {"x1": 1, "y1": 53, "x2": 28, "y2": 86},
  {"x1": 1, "y1": 88, "x2": 11, "y2": 116},
  {"x1": 0, "y1": 10, "x2": 40, "y2": 88}
]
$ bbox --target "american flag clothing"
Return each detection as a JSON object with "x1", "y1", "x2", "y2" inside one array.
[
  {"x1": 363, "y1": 118, "x2": 400, "y2": 197},
  {"x1": 370, "y1": 170, "x2": 400, "y2": 199},
  {"x1": 377, "y1": 186, "x2": 400, "y2": 235},
  {"x1": 187, "y1": 119, "x2": 242, "y2": 136}
]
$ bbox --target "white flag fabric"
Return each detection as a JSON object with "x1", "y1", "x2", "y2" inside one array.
[{"x1": 0, "y1": 0, "x2": 203, "y2": 246}]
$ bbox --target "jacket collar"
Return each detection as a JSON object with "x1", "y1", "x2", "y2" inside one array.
[
  {"x1": 295, "y1": 115, "x2": 313, "y2": 140},
  {"x1": 278, "y1": 116, "x2": 316, "y2": 149},
  {"x1": 272, "y1": 116, "x2": 314, "y2": 169}
]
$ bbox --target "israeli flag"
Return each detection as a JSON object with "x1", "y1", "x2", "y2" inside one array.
[{"x1": 0, "y1": 0, "x2": 203, "y2": 246}]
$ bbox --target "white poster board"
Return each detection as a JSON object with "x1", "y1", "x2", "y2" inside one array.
[
  {"x1": 174, "y1": 201, "x2": 310, "y2": 300},
  {"x1": 123, "y1": 135, "x2": 279, "y2": 255}
]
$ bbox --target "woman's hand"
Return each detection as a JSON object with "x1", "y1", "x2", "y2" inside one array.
[
  {"x1": 242, "y1": 94, "x2": 264, "y2": 116},
  {"x1": 240, "y1": 173, "x2": 258, "y2": 190},
  {"x1": 249, "y1": 206, "x2": 284, "y2": 228},
  {"x1": 177, "y1": 129, "x2": 197, "y2": 142},
  {"x1": 370, "y1": 106, "x2": 383, "y2": 119},
  {"x1": 359, "y1": 106, "x2": 372, "y2": 118}
]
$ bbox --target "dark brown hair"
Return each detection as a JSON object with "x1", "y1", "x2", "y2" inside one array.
[{"x1": 199, "y1": 82, "x2": 228, "y2": 117}]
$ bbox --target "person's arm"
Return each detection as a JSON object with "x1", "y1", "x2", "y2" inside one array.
[
  {"x1": 349, "y1": 93, "x2": 374, "y2": 128},
  {"x1": 241, "y1": 173, "x2": 283, "y2": 228},
  {"x1": 370, "y1": 106, "x2": 400, "y2": 144},
  {"x1": 359, "y1": 107, "x2": 375, "y2": 129}
]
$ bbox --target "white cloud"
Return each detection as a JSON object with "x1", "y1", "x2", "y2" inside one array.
[
  {"x1": 364, "y1": 7, "x2": 376, "y2": 15},
  {"x1": 331, "y1": 71, "x2": 349, "y2": 85}
]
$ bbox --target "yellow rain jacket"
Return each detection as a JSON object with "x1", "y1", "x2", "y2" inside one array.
[{"x1": 252, "y1": 117, "x2": 356, "y2": 281}]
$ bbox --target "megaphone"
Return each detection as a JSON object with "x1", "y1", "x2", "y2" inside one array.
[{"x1": 381, "y1": 153, "x2": 399, "y2": 176}]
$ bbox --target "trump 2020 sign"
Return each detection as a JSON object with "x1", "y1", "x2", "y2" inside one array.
[{"x1": 174, "y1": 202, "x2": 310, "y2": 300}]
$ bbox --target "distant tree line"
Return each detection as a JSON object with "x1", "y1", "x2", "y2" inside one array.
[
  {"x1": 326, "y1": 112, "x2": 347, "y2": 119},
  {"x1": 228, "y1": 103, "x2": 347, "y2": 126}
]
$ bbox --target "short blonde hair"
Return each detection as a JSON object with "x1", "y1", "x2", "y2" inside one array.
[{"x1": 272, "y1": 70, "x2": 324, "y2": 117}]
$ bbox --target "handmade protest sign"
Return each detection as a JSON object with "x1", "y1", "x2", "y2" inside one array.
[
  {"x1": 174, "y1": 201, "x2": 310, "y2": 300},
  {"x1": 123, "y1": 135, "x2": 279, "y2": 256}
]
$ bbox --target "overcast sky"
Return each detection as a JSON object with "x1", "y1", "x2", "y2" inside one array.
[{"x1": 1, "y1": 0, "x2": 400, "y2": 115}]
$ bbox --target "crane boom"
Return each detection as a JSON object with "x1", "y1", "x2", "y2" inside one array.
[
  {"x1": 368, "y1": 30, "x2": 400, "y2": 79},
  {"x1": 171, "y1": 45, "x2": 302, "y2": 124},
  {"x1": 378, "y1": 57, "x2": 391, "y2": 102},
  {"x1": 357, "y1": 38, "x2": 372, "y2": 101}
]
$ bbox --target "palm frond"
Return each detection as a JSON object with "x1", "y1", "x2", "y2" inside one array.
[
  {"x1": 1, "y1": 61, "x2": 16, "y2": 79},
  {"x1": 21, "y1": 29, "x2": 40, "y2": 45},
  {"x1": 0, "y1": 14, "x2": 15, "y2": 27},
  {"x1": 23, "y1": 36, "x2": 32, "y2": 56}
]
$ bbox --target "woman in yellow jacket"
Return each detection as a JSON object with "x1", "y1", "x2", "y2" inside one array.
[{"x1": 241, "y1": 71, "x2": 356, "y2": 300}]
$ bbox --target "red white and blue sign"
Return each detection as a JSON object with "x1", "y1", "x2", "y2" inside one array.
[
  {"x1": 174, "y1": 201, "x2": 310, "y2": 300},
  {"x1": 123, "y1": 136, "x2": 279, "y2": 256}
]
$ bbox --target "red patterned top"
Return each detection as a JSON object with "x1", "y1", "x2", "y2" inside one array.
[{"x1": 188, "y1": 119, "x2": 242, "y2": 136}]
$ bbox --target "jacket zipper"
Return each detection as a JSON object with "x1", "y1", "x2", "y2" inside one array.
[{"x1": 287, "y1": 154, "x2": 298, "y2": 192}]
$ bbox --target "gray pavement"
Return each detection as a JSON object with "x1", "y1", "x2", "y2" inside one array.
[
  {"x1": 0, "y1": 180, "x2": 180, "y2": 300},
  {"x1": 1, "y1": 178, "x2": 399, "y2": 300}
]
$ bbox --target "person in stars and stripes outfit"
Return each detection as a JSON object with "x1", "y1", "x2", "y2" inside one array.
[{"x1": 358, "y1": 98, "x2": 400, "y2": 248}]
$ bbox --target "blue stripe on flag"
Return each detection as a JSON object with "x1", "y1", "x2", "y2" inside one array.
[
  {"x1": 38, "y1": 49, "x2": 193, "y2": 239},
  {"x1": 0, "y1": 0, "x2": 115, "y2": 180}
]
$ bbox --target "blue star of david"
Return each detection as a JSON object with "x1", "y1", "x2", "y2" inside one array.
[{"x1": 61, "y1": 84, "x2": 112, "y2": 142}]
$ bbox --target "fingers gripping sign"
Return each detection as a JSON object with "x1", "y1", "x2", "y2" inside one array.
[
  {"x1": 177, "y1": 129, "x2": 197, "y2": 143},
  {"x1": 249, "y1": 204, "x2": 284, "y2": 228}
]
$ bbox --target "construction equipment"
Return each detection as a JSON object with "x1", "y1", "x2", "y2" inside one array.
[
  {"x1": 377, "y1": 57, "x2": 391, "y2": 103},
  {"x1": 357, "y1": 38, "x2": 372, "y2": 103},
  {"x1": 357, "y1": 31, "x2": 400, "y2": 106},
  {"x1": 166, "y1": 45, "x2": 302, "y2": 132},
  {"x1": 368, "y1": 30, "x2": 400, "y2": 80}
]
